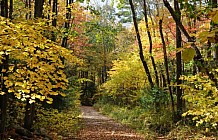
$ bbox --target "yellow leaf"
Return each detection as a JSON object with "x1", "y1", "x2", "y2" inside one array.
[
  {"x1": 35, "y1": 94, "x2": 41, "y2": 99},
  {"x1": 46, "y1": 101, "x2": 53, "y2": 104},
  {"x1": 0, "y1": 92, "x2": 5, "y2": 95},
  {"x1": 22, "y1": 89, "x2": 30, "y2": 93},
  {"x1": 1, "y1": 69, "x2": 6, "y2": 73},
  {"x1": 60, "y1": 92, "x2": 66, "y2": 97},
  {"x1": 16, "y1": 69, "x2": 24, "y2": 74},
  {"x1": 8, "y1": 89, "x2": 14, "y2": 93},
  {"x1": 15, "y1": 82, "x2": 23, "y2": 86},
  {"x1": 47, "y1": 97, "x2": 53, "y2": 101},
  {"x1": 29, "y1": 99, "x2": 35, "y2": 104},
  {"x1": 21, "y1": 98, "x2": 26, "y2": 101},
  {"x1": 9, "y1": 65, "x2": 14, "y2": 72},
  {"x1": 5, "y1": 80, "x2": 13, "y2": 87},
  {"x1": 39, "y1": 96, "x2": 46, "y2": 101},
  {"x1": 3, "y1": 77, "x2": 8, "y2": 80},
  {"x1": 15, "y1": 93, "x2": 21, "y2": 99}
]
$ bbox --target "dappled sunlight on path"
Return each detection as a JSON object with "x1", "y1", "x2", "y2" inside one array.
[{"x1": 76, "y1": 106, "x2": 145, "y2": 140}]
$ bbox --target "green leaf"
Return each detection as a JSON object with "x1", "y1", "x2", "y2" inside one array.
[{"x1": 182, "y1": 48, "x2": 195, "y2": 62}]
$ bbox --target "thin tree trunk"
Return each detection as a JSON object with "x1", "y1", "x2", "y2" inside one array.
[
  {"x1": 29, "y1": 0, "x2": 31, "y2": 19},
  {"x1": 0, "y1": 94, "x2": 8, "y2": 140},
  {"x1": 52, "y1": 0, "x2": 57, "y2": 27},
  {"x1": 174, "y1": 0, "x2": 183, "y2": 121},
  {"x1": 102, "y1": 31, "x2": 107, "y2": 83},
  {"x1": 51, "y1": 0, "x2": 58, "y2": 41},
  {"x1": 0, "y1": 1, "x2": 9, "y2": 139},
  {"x1": 24, "y1": 100, "x2": 35, "y2": 130},
  {"x1": 9, "y1": 0, "x2": 13, "y2": 19},
  {"x1": 129, "y1": 0, "x2": 154, "y2": 88},
  {"x1": 0, "y1": 55, "x2": 9, "y2": 139},
  {"x1": 25, "y1": 0, "x2": 29, "y2": 19},
  {"x1": 61, "y1": 0, "x2": 73, "y2": 48},
  {"x1": 143, "y1": 0, "x2": 159, "y2": 87},
  {"x1": 159, "y1": 18, "x2": 175, "y2": 120}
]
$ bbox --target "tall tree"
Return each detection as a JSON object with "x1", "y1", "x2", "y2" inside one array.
[
  {"x1": 143, "y1": 0, "x2": 159, "y2": 87},
  {"x1": 174, "y1": 0, "x2": 183, "y2": 122},
  {"x1": 159, "y1": 16, "x2": 175, "y2": 120},
  {"x1": 129, "y1": 0, "x2": 154, "y2": 88}
]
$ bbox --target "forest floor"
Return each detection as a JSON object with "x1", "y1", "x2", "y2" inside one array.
[{"x1": 75, "y1": 106, "x2": 145, "y2": 140}]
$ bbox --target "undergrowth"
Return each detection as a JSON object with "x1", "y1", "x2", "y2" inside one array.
[
  {"x1": 94, "y1": 102, "x2": 218, "y2": 139},
  {"x1": 94, "y1": 103, "x2": 157, "y2": 139},
  {"x1": 34, "y1": 106, "x2": 81, "y2": 138}
]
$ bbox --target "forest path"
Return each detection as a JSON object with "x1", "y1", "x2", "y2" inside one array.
[{"x1": 76, "y1": 106, "x2": 145, "y2": 140}]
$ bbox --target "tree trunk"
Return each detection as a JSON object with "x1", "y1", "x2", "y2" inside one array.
[
  {"x1": 9, "y1": 0, "x2": 13, "y2": 19},
  {"x1": 129, "y1": 0, "x2": 154, "y2": 88},
  {"x1": 0, "y1": 1, "x2": 9, "y2": 139},
  {"x1": 0, "y1": 94, "x2": 7, "y2": 139},
  {"x1": 1, "y1": 0, "x2": 8, "y2": 17},
  {"x1": 25, "y1": 0, "x2": 31, "y2": 19},
  {"x1": 34, "y1": 0, "x2": 44, "y2": 18},
  {"x1": 61, "y1": 0, "x2": 74, "y2": 48},
  {"x1": 52, "y1": 0, "x2": 57, "y2": 27},
  {"x1": 24, "y1": 100, "x2": 35, "y2": 130},
  {"x1": 143, "y1": 0, "x2": 159, "y2": 87},
  {"x1": 51, "y1": 0, "x2": 58, "y2": 41},
  {"x1": 159, "y1": 18, "x2": 175, "y2": 120},
  {"x1": 174, "y1": 0, "x2": 183, "y2": 122},
  {"x1": 0, "y1": 55, "x2": 9, "y2": 140}
]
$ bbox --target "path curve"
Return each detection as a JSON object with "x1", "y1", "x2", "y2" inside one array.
[{"x1": 76, "y1": 106, "x2": 144, "y2": 140}]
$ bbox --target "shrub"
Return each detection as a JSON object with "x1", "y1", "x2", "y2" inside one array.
[{"x1": 34, "y1": 107, "x2": 80, "y2": 137}]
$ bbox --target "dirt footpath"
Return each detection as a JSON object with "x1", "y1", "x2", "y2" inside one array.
[{"x1": 76, "y1": 106, "x2": 144, "y2": 140}]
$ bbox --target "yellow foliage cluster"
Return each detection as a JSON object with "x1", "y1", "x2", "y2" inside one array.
[
  {"x1": 103, "y1": 51, "x2": 146, "y2": 97},
  {"x1": 180, "y1": 73, "x2": 218, "y2": 130},
  {"x1": 0, "y1": 17, "x2": 79, "y2": 104}
]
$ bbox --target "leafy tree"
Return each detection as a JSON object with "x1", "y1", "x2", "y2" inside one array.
[{"x1": 0, "y1": 0, "x2": 85, "y2": 135}]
